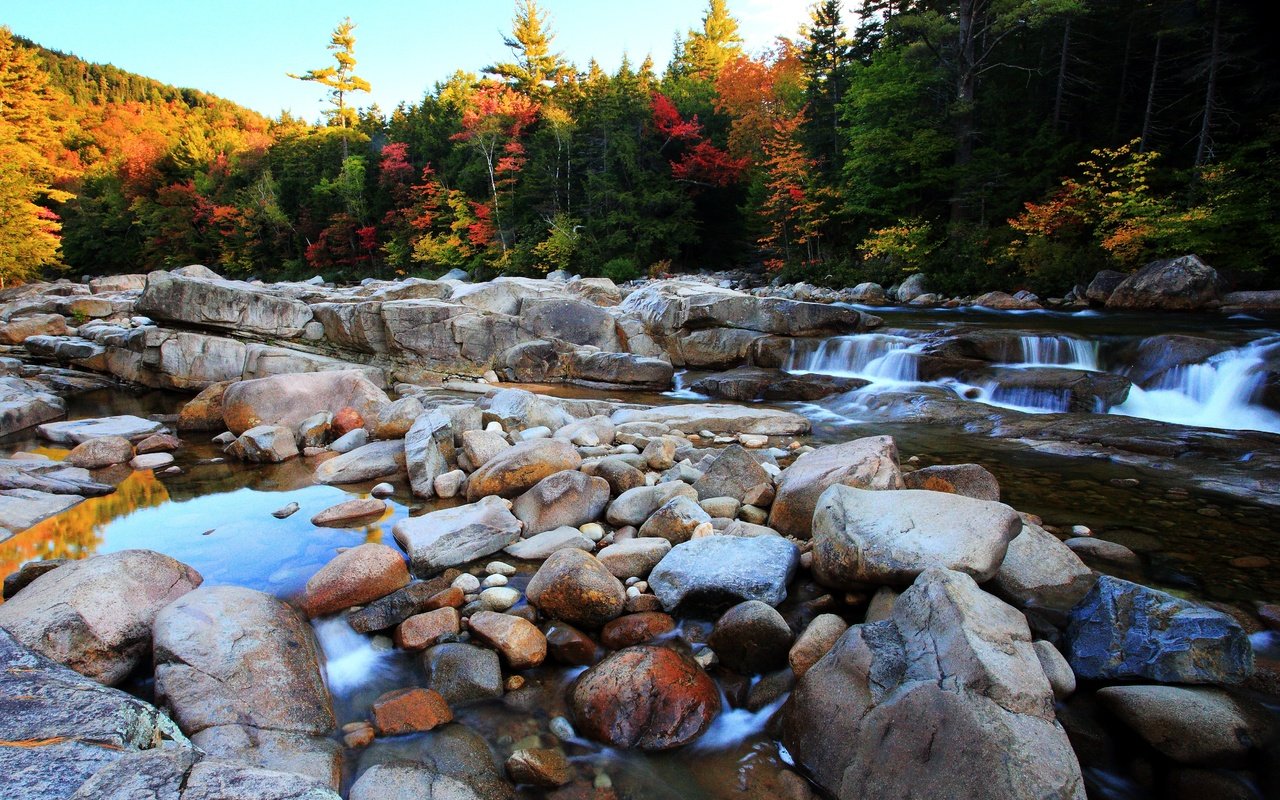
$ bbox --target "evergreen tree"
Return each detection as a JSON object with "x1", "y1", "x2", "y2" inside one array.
[
  {"x1": 800, "y1": 1, "x2": 852, "y2": 180},
  {"x1": 676, "y1": 0, "x2": 745, "y2": 80},
  {"x1": 288, "y1": 17, "x2": 371, "y2": 159},
  {"x1": 486, "y1": 0, "x2": 573, "y2": 96}
]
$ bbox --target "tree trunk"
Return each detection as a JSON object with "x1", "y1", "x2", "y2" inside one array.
[
  {"x1": 951, "y1": 0, "x2": 978, "y2": 224},
  {"x1": 1111, "y1": 21, "x2": 1134, "y2": 140},
  {"x1": 1195, "y1": 0, "x2": 1221, "y2": 166},
  {"x1": 1053, "y1": 18, "x2": 1072, "y2": 131},
  {"x1": 1139, "y1": 32, "x2": 1162, "y2": 153}
]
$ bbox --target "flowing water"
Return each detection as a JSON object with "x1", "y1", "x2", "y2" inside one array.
[{"x1": 2, "y1": 307, "x2": 1279, "y2": 799}]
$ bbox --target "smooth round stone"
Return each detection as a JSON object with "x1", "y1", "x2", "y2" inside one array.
[
  {"x1": 549, "y1": 716, "x2": 575, "y2": 741},
  {"x1": 130, "y1": 452, "x2": 174, "y2": 470},
  {"x1": 482, "y1": 574, "x2": 509, "y2": 588},
  {"x1": 479, "y1": 587, "x2": 520, "y2": 611},
  {"x1": 486, "y1": 561, "x2": 517, "y2": 576},
  {"x1": 580, "y1": 523, "x2": 605, "y2": 541},
  {"x1": 452, "y1": 574, "x2": 481, "y2": 593},
  {"x1": 370, "y1": 482, "x2": 395, "y2": 498},
  {"x1": 520, "y1": 426, "x2": 553, "y2": 440},
  {"x1": 485, "y1": 421, "x2": 505, "y2": 433},
  {"x1": 1071, "y1": 525, "x2": 1092, "y2": 536}
]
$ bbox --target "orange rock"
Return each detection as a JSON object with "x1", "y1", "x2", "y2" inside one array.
[
  {"x1": 394, "y1": 607, "x2": 461, "y2": 650},
  {"x1": 468, "y1": 610, "x2": 547, "y2": 670},
  {"x1": 302, "y1": 543, "x2": 409, "y2": 618},
  {"x1": 332, "y1": 406, "x2": 365, "y2": 437},
  {"x1": 370, "y1": 687, "x2": 452, "y2": 735},
  {"x1": 600, "y1": 612, "x2": 676, "y2": 650},
  {"x1": 424, "y1": 586, "x2": 465, "y2": 610}
]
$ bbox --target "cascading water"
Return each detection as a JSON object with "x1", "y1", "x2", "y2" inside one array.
[
  {"x1": 1111, "y1": 337, "x2": 1280, "y2": 433},
  {"x1": 314, "y1": 616, "x2": 395, "y2": 694},
  {"x1": 1012, "y1": 335, "x2": 1100, "y2": 371},
  {"x1": 785, "y1": 334, "x2": 920, "y2": 382}
]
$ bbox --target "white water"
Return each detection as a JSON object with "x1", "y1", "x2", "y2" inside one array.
[
  {"x1": 785, "y1": 334, "x2": 920, "y2": 382},
  {"x1": 690, "y1": 693, "x2": 788, "y2": 751},
  {"x1": 314, "y1": 616, "x2": 395, "y2": 694},
  {"x1": 1010, "y1": 335, "x2": 1099, "y2": 371},
  {"x1": 945, "y1": 381, "x2": 1073, "y2": 414}
]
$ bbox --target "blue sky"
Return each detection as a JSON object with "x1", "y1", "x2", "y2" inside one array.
[{"x1": 2, "y1": 0, "x2": 825, "y2": 119}]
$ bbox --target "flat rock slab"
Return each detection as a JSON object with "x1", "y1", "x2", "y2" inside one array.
[
  {"x1": 0, "y1": 488, "x2": 83, "y2": 531},
  {"x1": 37, "y1": 414, "x2": 165, "y2": 445},
  {"x1": 393, "y1": 495, "x2": 523, "y2": 576},
  {"x1": 648, "y1": 534, "x2": 799, "y2": 613},
  {"x1": 610, "y1": 404, "x2": 810, "y2": 436}
]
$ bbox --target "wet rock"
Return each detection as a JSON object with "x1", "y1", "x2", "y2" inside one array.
[
  {"x1": 570, "y1": 645, "x2": 721, "y2": 750},
  {"x1": 600, "y1": 611, "x2": 676, "y2": 649},
  {"x1": 180, "y1": 760, "x2": 340, "y2": 800},
  {"x1": 394, "y1": 608, "x2": 461, "y2": 650},
  {"x1": 788, "y1": 613, "x2": 849, "y2": 678},
  {"x1": 329, "y1": 427, "x2": 367, "y2": 453},
  {"x1": 314, "y1": 440, "x2": 406, "y2": 484},
  {"x1": 990, "y1": 522, "x2": 1096, "y2": 616},
  {"x1": 610, "y1": 403, "x2": 810, "y2": 436},
  {"x1": 812, "y1": 486, "x2": 1022, "y2": 587},
  {"x1": 544, "y1": 620, "x2": 599, "y2": 666},
  {"x1": 393, "y1": 495, "x2": 523, "y2": 577},
  {"x1": 1085, "y1": 270, "x2": 1126, "y2": 304},
  {"x1": 423, "y1": 643, "x2": 504, "y2": 706},
  {"x1": 1123, "y1": 334, "x2": 1233, "y2": 386},
  {"x1": 708, "y1": 600, "x2": 793, "y2": 675},
  {"x1": 0, "y1": 549, "x2": 201, "y2": 685},
  {"x1": 302, "y1": 543, "x2": 409, "y2": 617},
  {"x1": 902, "y1": 463, "x2": 1000, "y2": 501},
  {"x1": 373, "y1": 396, "x2": 424, "y2": 439},
  {"x1": 1034, "y1": 640, "x2": 1076, "y2": 701},
  {"x1": 63, "y1": 434, "x2": 134, "y2": 468},
  {"x1": 461, "y1": 429, "x2": 511, "y2": 469},
  {"x1": 348, "y1": 580, "x2": 459, "y2": 633},
  {"x1": 371, "y1": 688, "x2": 453, "y2": 736},
  {"x1": 466, "y1": 439, "x2": 582, "y2": 501},
  {"x1": 38, "y1": 414, "x2": 165, "y2": 445},
  {"x1": 187, "y1": 726, "x2": 341, "y2": 790},
  {"x1": 405, "y1": 411, "x2": 455, "y2": 498},
  {"x1": 589, "y1": 457, "x2": 646, "y2": 495},
  {"x1": 769, "y1": 435, "x2": 904, "y2": 539},
  {"x1": 960, "y1": 366, "x2": 1133, "y2": 412},
  {"x1": 136, "y1": 432, "x2": 182, "y2": 454},
  {"x1": 505, "y1": 747, "x2": 573, "y2": 788},
  {"x1": 1106, "y1": 254, "x2": 1222, "y2": 311},
  {"x1": 896, "y1": 273, "x2": 928, "y2": 302},
  {"x1": 512, "y1": 469, "x2": 610, "y2": 535},
  {"x1": 692, "y1": 444, "x2": 771, "y2": 502},
  {"x1": 637, "y1": 495, "x2": 711, "y2": 544},
  {"x1": 310, "y1": 498, "x2": 387, "y2": 528},
  {"x1": 504, "y1": 526, "x2": 594, "y2": 560},
  {"x1": 273, "y1": 501, "x2": 301, "y2": 519},
  {"x1": 298, "y1": 412, "x2": 332, "y2": 448},
  {"x1": 606, "y1": 481, "x2": 699, "y2": 527},
  {"x1": 221, "y1": 370, "x2": 388, "y2": 436},
  {"x1": 1064, "y1": 576, "x2": 1254, "y2": 684},
  {"x1": 526, "y1": 549, "x2": 626, "y2": 628},
  {"x1": 130, "y1": 451, "x2": 175, "y2": 470},
  {"x1": 783, "y1": 568, "x2": 1084, "y2": 800},
  {"x1": 1096, "y1": 685, "x2": 1273, "y2": 766},
  {"x1": 228, "y1": 424, "x2": 296, "y2": 463},
  {"x1": 467, "y1": 610, "x2": 547, "y2": 669},
  {"x1": 354, "y1": 722, "x2": 513, "y2": 799},
  {"x1": 349, "y1": 761, "x2": 481, "y2": 800},
  {"x1": 648, "y1": 533, "x2": 799, "y2": 613},
  {"x1": 1063, "y1": 536, "x2": 1142, "y2": 572}
]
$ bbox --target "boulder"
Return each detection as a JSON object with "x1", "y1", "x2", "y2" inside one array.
[
  {"x1": 1064, "y1": 576, "x2": 1254, "y2": 684},
  {"x1": 461, "y1": 429, "x2": 510, "y2": 469},
  {"x1": 179, "y1": 761, "x2": 341, "y2": 800},
  {"x1": 990, "y1": 522, "x2": 1096, "y2": 615},
  {"x1": 393, "y1": 495, "x2": 523, "y2": 576},
  {"x1": 221, "y1": 371, "x2": 389, "y2": 436},
  {"x1": 0, "y1": 488, "x2": 83, "y2": 530},
  {"x1": 503, "y1": 526, "x2": 594, "y2": 560},
  {"x1": 902, "y1": 463, "x2": 1000, "y2": 501},
  {"x1": 136, "y1": 271, "x2": 315, "y2": 337},
  {"x1": 848, "y1": 282, "x2": 886, "y2": 303},
  {"x1": 595, "y1": 537, "x2": 672, "y2": 579},
  {"x1": 301, "y1": 543, "x2": 409, "y2": 617},
  {"x1": 480, "y1": 388, "x2": 574, "y2": 431},
  {"x1": 0, "y1": 375, "x2": 65, "y2": 437},
  {"x1": 2, "y1": 558, "x2": 67, "y2": 599},
  {"x1": 605, "y1": 481, "x2": 699, "y2": 527},
  {"x1": 370, "y1": 688, "x2": 453, "y2": 736},
  {"x1": 782, "y1": 568, "x2": 1085, "y2": 800},
  {"x1": 37, "y1": 414, "x2": 165, "y2": 445},
  {"x1": 570, "y1": 645, "x2": 720, "y2": 750},
  {"x1": 788, "y1": 613, "x2": 848, "y2": 678},
  {"x1": 896, "y1": 273, "x2": 928, "y2": 302},
  {"x1": 708, "y1": 600, "x2": 794, "y2": 675},
  {"x1": 1106, "y1": 255, "x2": 1222, "y2": 311},
  {"x1": 1085, "y1": 270, "x2": 1126, "y2": 304},
  {"x1": 423, "y1": 643, "x2": 504, "y2": 706},
  {"x1": 0, "y1": 550, "x2": 201, "y2": 685},
  {"x1": 0, "y1": 312, "x2": 68, "y2": 344},
  {"x1": 525, "y1": 549, "x2": 626, "y2": 628},
  {"x1": 511, "y1": 469, "x2": 610, "y2": 536},
  {"x1": 63, "y1": 435, "x2": 134, "y2": 468},
  {"x1": 769, "y1": 435, "x2": 904, "y2": 538},
  {"x1": 1123, "y1": 334, "x2": 1232, "y2": 387},
  {"x1": 372, "y1": 397, "x2": 425, "y2": 439},
  {"x1": 648, "y1": 533, "x2": 799, "y2": 613},
  {"x1": 466, "y1": 439, "x2": 582, "y2": 501},
  {"x1": 467, "y1": 610, "x2": 547, "y2": 670},
  {"x1": 1096, "y1": 685, "x2": 1273, "y2": 765},
  {"x1": 349, "y1": 761, "x2": 482, "y2": 800},
  {"x1": 691, "y1": 445, "x2": 771, "y2": 502},
  {"x1": 519, "y1": 297, "x2": 622, "y2": 350},
  {"x1": 309, "y1": 498, "x2": 387, "y2": 528},
  {"x1": 959, "y1": 366, "x2": 1133, "y2": 412},
  {"x1": 314, "y1": 440, "x2": 406, "y2": 484},
  {"x1": 405, "y1": 411, "x2": 455, "y2": 498},
  {"x1": 233, "y1": 424, "x2": 299, "y2": 463}
]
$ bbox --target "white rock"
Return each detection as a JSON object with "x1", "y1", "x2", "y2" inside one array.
[
  {"x1": 478, "y1": 587, "x2": 520, "y2": 611},
  {"x1": 485, "y1": 561, "x2": 516, "y2": 576},
  {"x1": 482, "y1": 574, "x2": 508, "y2": 588},
  {"x1": 452, "y1": 573, "x2": 481, "y2": 593}
]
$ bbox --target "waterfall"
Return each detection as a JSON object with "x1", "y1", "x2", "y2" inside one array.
[
  {"x1": 947, "y1": 381, "x2": 1073, "y2": 414},
  {"x1": 786, "y1": 334, "x2": 920, "y2": 382},
  {"x1": 1013, "y1": 335, "x2": 1100, "y2": 371},
  {"x1": 314, "y1": 616, "x2": 394, "y2": 694}
]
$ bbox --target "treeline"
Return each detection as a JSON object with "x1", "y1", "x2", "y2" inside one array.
[{"x1": 2, "y1": 0, "x2": 1279, "y2": 293}]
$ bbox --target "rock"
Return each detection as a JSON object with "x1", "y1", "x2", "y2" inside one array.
[
  {"x1": 136, "y1": 432, "x2": 182, "y2": 454},
  {"x1": 2, "y1": 558, "x2": 67, "y2": 599},
  {"x1": 520, "y1": 297, "x2": 621, "y2": 349},
  {"x1": 331, "y1": 407, "x2": 365, "y2": 437},
  {"x1": 504, "y1": 526, "x2": 594, "y2": 560},
  {"x1": 370, "y1": 481, "x2": 394, "y2": 498},
  {"x1": 600, "y1": 611, "x2": 676, "y2": 649},
  {"x1": 461, "y1": 429, "x2": 511, "y2": 469},
  {"x1": 348, "y1": 761, "x2": 481, "y2": 800},
  {"x1": 849, "y1": 282, "x2": 886, "y2": 303},
  {"x1": 589, "y1": 457, "x2": 645, "y2": 495},
  {"x1": 770, "y1": 436, "x2": 904, "y2": 539},
  {"x1": 298, "y1": 412, "x2": 332, "y2": 448},
  {"x1": 788, "y1": 613, "x2": 849, "y2": 678},
  {"x1": 314, "y1": 440, "x2": 406, "y2": 484},
  {"x1": 1085, "y1": 270, "x2": 1127, "y2": 304},
  {"x1": 812, "y1": 485, "x2": 1022, "y2": 587},
  {"x1": 782, "y1": 568, "x2": 1085, "y2": 800},
  {"x1": 0, "y1": 312, "x2": 68, "y2": 343},
  {"x1": 1123, "y1": 333, "x2": 1233, "y2": 386},
  {"x1": 393, "y1": 495, "x2": 523, "y2": 576},
  {"x1": 1063, "y1": 536, "x2": 1142, "y2": 572},
  {"x1": 896, "y1": 273, "x2": 928, "y2": 302},
  {"x1": 708, "y1": 600, "x2": 793, "y2": 674},
  {"x1": 177, "y1": 380, "x2": 237, "y2": 431},
  {"x1": 511, "y1": 469, "x2": 610, "y2": 535},
  {"x1": 505, "y1": 748, "x2": 572, "y2": 788},
  {"x1": 641, "y1": 435, "x2": 678, "y2": 469},
  {"x1": 302, "y1": 543, "x2": 409, "y2": 617},
  {"x1": 0, "y1": 627, "x2": 198, "y2": 800},
  {"x1": 595, "y1": 538, "x2": 672, "y2": 579},
  {"x1": 0, "y1": 488, "x2": 83, "y2": 530},
  {"x1": 990, "y1": 522, "x2": 1096, "y2": 615},
  {"x1": 329, "y1": 427, "x2": 368, "y2": 453},
  {"x1": 371, "y1": 688, "x2": 453, "y2": 736},
  {"x1": 1064, "y1": 576, "x2": 1254, "y2": 684},
  {"x1": 467, "y1": 610, "x2": 547, "y2": 670},
  {"x1": 1097, "y1": 685, "x2": 1271, "y2": 766},
  {"x1": 221, "y1": 371, "x2": 389, "y2": 436},
  {"x1": 544, "y1": 621, "x2": 598, "y2": 666},
  {"x1": 63, "y1": 434, "x2": 134, "y2": 468},
  {"x1": 309, "y1": 498, "x2": 387, "y2": 528},
  {"x1": 691, "y1": 444, "x2": 771, "y2": 502},
  {"x1": 1034, "y1": 640, "x2": 1076, "y2": 701},
  {"x1": 570, "y1": 645, "x2": 720, "y2": 750},
  {"x1": 1106, "y1": 255, "x2": 1222, "y2": 311},
  {"x1": 525, "y1": 549, "x2": 626, "y2": 628},
  {"x1": 67, "y1": 748, "x2": 202, "y2": 800},
  {"x1": 405, "y1": 411, "x2": 455, "y2": 498},
  {"x1": 434, "y1": 469, "x2": 467, "y2": 498},
  {"x1": 637, "y1": 495, "x2": 711, "y2": 544},
  {"x1": 422, "y1": 643, "x2": 504, "y2": 706},
  {"x1": 273, "y1": 501, "x2": 301, "y2": 519},
  {"x1": 466, "y1": 439, "x2": 582, "y2": 501},
  {"x1": 130, "y1": 452, "x2": 175, "y2": 470},
  {"x1": 0, "y1": 375, "x2": 65, "y2": 437},
  {"x1": 37, "y1": 414, "x2": 165, "y2": 445},
  {"x1": 700, "y1": 496, "x2": 740, "y2": 518},
  {"x1": 606, "y1": 481, "x2": 699, "y2": 527},
  {"x1": 347, "y1": 580, "x2": 459, "y2": 633},
  {"x1": 373, "y1": 396, "x2": 424, "y2": 439},
  {"x1": 395, "y1": 608, "x2": 461, "y2": 650},
  {"x1": 610, "y1": 403, "x2": 810, "y2": 436},
  {"x1": 178, "y1": 760, "x2": 341, "y2": 800},
  {"x1": 973, "y1": 291, "x2": 1041, "y2": 310},
  {"x1": 960, "y1": 365, "x2": 1133, "y2": 412},
  {"x1": 903, "y1": 463, "x2": 1000, "y2": 501},
  {"x1": 648, "y1": 533, "x2": 799, "y2": 613},
  {"x1": 233, "y1": 424, "x2": 299, "y2": 463},
  {"x1": 0, "y1": 549, "x2": 201, "y2": 685}
]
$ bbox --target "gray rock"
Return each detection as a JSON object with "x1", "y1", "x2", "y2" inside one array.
[
  {"x1": 314, "y1": 440, "x2": 406, "y2": 484},
  {"x1": 610, "y1": 403, "x2": 810, "y2": 436},
  {"x1": 233, "y1": 424, "x2": 299, "y2": 463},
  {"x1": 595, "y1": 538, "x2": 672, "y2": 579},
  {"x1": 504, "y1": 526, "x2": 594, "y2": 560},
  {"x1": 691, "y1": 444, "x2": 770, "y2": 502},
  {"x1": 405, "y1": 411, "x2": 455, "y2": 498},
  {"x1": 137, "y1": 271, "x2": 316, "y2": 338},
  {"x1": 606, "y1": 481, "x2": 698, "y2": 527},
  {"x1": 902, "y1": 463, "x2": 1000, "y2": 501},
  {"x1": 349, "y1": 761, "x2": 482, "y2": 800},
  {"x1": 2, "y1": 557, "x2": 67, "y2": 599},
  {"x1": 896, "y1": 273, "x2": 928, "y2": 302},
  {"x1": 68, "y1": 748, "x2": 199, "y2": 800},
  {"x1": 221, "y1": 370, "x2": 389, "y2": 436},
  {"x1": 461, "y1": 429, "x2": 510, "y2": 469},
  {"x1": 422, "y1": 643, "x2": 504, "y2": 707},
  {"x1": 708, "y1": 600, "x2": 794, "y2": 675},
  {"x1": 636, "y1": 495, "x2": 711, "y2": 544},
  {"x1": 511, "y1": 469, "x2": 610, "y2": 535},
  {"x1": 769, "y1": 435, "x2": 904, "y2": 539},
  {"x1": 180, "y1": 760, "x2": 340, "y2": 800},
  {"x1": 649, "y1": 533, "x2": 799, "y2": 613},
  {"x1": 348, "y1": 581, "x2": 452, "y2": 633},
  {"x1": 1106, "y1": 254, "x2": 1222, "y2": 311},
  {"x1": 37, "y1": 414, "x2": 165, "y2": 444},
  {"x1": 354, "y1": 723, "x2": 513, "y2": 800},
  {"x1": 329, "y1": 427, "x2": 368, "y2": 453},
  {"x1": 373, "y1": 396, "x2": 424, "y2": 439},
  {"x1": 990, "y1": 522, "x2": 1096, "y2": 616},
  {"x1": 1096, "y1": 685, "x2": 1273, "y2": 765},
  {"x1": 0, "y1": 488, "x2": 84, "y2": 531},
  {"x1": 393, "y1": 495, "x2": 523, "y2": 576}
]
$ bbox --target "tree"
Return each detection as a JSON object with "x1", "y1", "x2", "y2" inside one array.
[
  {"x1": 486, "y1": 0, "x2": 573, "y2": 96},
  {"x1": 758, "y1": 111, "x2": 826, "y2": 270},
  {"x1": 288, "y1": 17, "x2": 371, "y2": 159},
  {"x1": 800, "y1": 1, "x2": 853, "y2": 179},
  {"x1": 676, "y1": 0, "x2": 744, "y2": 80}
]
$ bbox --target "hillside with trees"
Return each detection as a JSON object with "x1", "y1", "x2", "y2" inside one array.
[{"x1": 2, "y1": 0, "x2": 1278, "y2": 294}]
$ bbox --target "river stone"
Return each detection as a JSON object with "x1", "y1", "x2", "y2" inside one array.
[
  {"x1": 1063, "y1": 576, "x2": 1254, "y2": 684},
  {"x1": 606, "y1": 481, "x2": 699, "y2": 527},
  {"x1": 373, "y1": 396, "x2": 424, "y2": 439},
  {"x1": 903, "y1": 463, "x2": 1000, "y2": 501},
  {"x1": 782, "y1": 568, "x2": 1085, "y2": 800},
  {"x1": 0, "y1": 627, "x2": 197, "y2": 800},
  {"x1": 314, "y1": 440, "x2": 406, "y2": 484},
  {"x1": 178, "y1": 381, "x2": 237, "y2": 432},
  {"x1": 1085, "y1": 270, "x2": 1126, "y2": 304},
  {"x1": 180, "y1": 760, "x2": 341, "y2": 800},
  {"x1": 63, "y1": 434, "x2": 134, "y2": 468},
  {"x1": 525, "y1": 549, "x2": 626, "y2": 628},
  {"x1": 480, "y1": 388, "x2": 575, "y2": 431},
  {"x1": 37, "y1": 414, "x2": 166, "y2": 445},
  {"x1": 1124, "y1": 334, "x2": 1234, "y2": 386},
  {"x1": 595, "y1": 537, "x2": 672, "y2": 579},
  {"x1": 188, "y1": 726, "x2": 341, "y2": 791},
  {"x1": 136, "y1": 433, "x2": 182, "y2": 454},
  {"x1": 691, "y1": 444, "x2": 770, "y2": 502},
  {"x1": 405, "y1": 411, "x2": 455, "y2": 498},
  {"x1": 636, "y1": 495, "x2": 711, "y2": 544},
  {"x1": 708, "y1": 600, "x2": 794, "y2": 675},
  {"x1": 570, "y1": 645, "x2": 721, "y2": 750},
  {"x1": 349, "y1": 761, "x2": 481, "y2": 800},
  {"x1": 302, "y1": 543, "x2": 409, "y2": 617},
  {"x1": 461, "y1": 429, "x2": 510, "y2": 469},
  {"x1": 990, "y1": 522, "x2": 1096, "y2": 616},
  {"x1": 329, "y1": 427, "x2": 367, "y2": 453},
  {"x1": 897, "y1": 272, "x2": 928, "y2": 302},
  {"x1": 394, "y1": 608, "x2": 461, "y2": 650},
  {"x1": 221, "y1": 370, "x2": 389, "y2": 436},
  {"x1": 512, "y1": 469, "x2": 610, "y2": 535},
  {"x1": 347, "y1": 578, "x2": 456, "y2": 633},
  {"x1": 2, "y1": 557, "x2": 67, "y2": 599},
  {"x1": 466, "y1": 439, "x2": 582, "y2": 501},
  {"x1": 554, "y1": 415, "x2": 615, "y2": 447},
  {"x1": 0, "y1": 549, "x2": 202, "y2": 685},
  {"x1": 589, "y1": 457, "x2": 645, "y2": 495},
  {"x1": 1035, "y1": 640, "x2": 1077, "y2": 701},
  {"x1": 789, "y1": 613, "x2": 849, "y2": 678},
  {"x1": 600, "y1": 611, "x2": 677, "y2": 649},
  {"x1": 1095, "y1": 685, "x2": 1273, "y2": 765},
  {"x1": 467, "y1": 610, "x2": 547, "y2": 670},
  {"x1": 422, "y1": 643, "x2": 504, "y2": 706},
  {"x1": 393, "y1": 495, "x2": 523, "y2": 577},
  {"x1": 233, "y1": 424, "x2": 299, "y2": 463},
  {"x1": 298, "y1": 412, "x2": 332, "y2": 449},
  {"x1": 504, "y1": 747, "x2": 572, "y2": 789},
  {"x1": 504, "y1": 526, "x2": 594, "y2": 560},
  {"x1": 309, "y1": 498, "x2": 388, "y2": 528},
  {"x1": 0, "y1": 312, "x2": 68, "y2": 343},
  {"x1": 648, "y1": 533, "x2": 799, "y2": 613},
  {"x1": 1106, "y1": 254, "x2": 1222, "y2": 311},
  {"x1": 812, "y1": 485, "x2": 1022, "y2": 587},
  {"x1": 1063, "y1": 536, "x2": 1142, "y2": 572},
  {"x1": 769, "y1": 435, "x2": 904, "y2": 539},
  {"x1": 130, "y1": 452, "x2": 175, "y2": 470},
  {"x1": 610, "y1": 403, "x2": 810, "y2": 436},
  {"x1": 67, "y1": 748, "x2": 201, "y2": 800}
]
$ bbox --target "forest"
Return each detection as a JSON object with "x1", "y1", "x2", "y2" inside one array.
[{"x1": 1, "y1": 0, "x2": 1278, "y2": 295}]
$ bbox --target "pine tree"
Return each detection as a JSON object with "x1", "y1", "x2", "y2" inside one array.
[
  {"x1": 486, "y1": 0, "x2": 572, "y2": 96},
  {"x1": 800, "y1": 1, "x2": 852, "y2": 180},
  {"x1": 288, "y1": 17, "x2": 371, "y2": 159},
  {"x1": 677, "y1": 0, "x2": 745, "y2": 80}
]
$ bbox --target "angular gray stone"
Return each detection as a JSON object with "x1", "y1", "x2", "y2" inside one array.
[
  {"x1": 180, "y1": 760, "x2": 340, "y2": 800},
  {"x1": 405, "y1": 411, "x2": 455, "y2": 498},
  {"x1": 648, "y1": 534, "x2": 800, "y2": 613},
  {"x1": 37, "y1": 414, "x2": 165, "y2": 445},
  {"x1": 691, "y1": 444, "x2": 770, "y2": 502},
  {"x1": 233, "y1": 424, "x2": 299, "y2": 463},
  {"x1": 990, "y1": 522, "x2": 1096, "y2": 615},
  {"x1": 136, "y1": 271, "x2": 316, "y2": 337},
  {"x1": 393, "y1": 495, "x2": 524, "y2": 576},
  {"x1": 595, "y1": 537, "x2": 672, "y2": 579},
  {"x1": 605, "y1": 481, "x2": 698, "y2": 528},
  {"x1": 512, "y1": 469, "x2": 610, "y2": 536},
  {"x1": 422, "y1": 643, "x2": 504, "y2": 707},
  {"x1": 315, "y1": 440, "x2": 406, "y2": 484}
]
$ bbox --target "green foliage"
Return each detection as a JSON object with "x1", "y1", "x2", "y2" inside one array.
[
  {"x1": 857, "y1": 217, "x2": 939, "y2": 279},
  {"x1": 601, "y1": 256, "x2": 640, "y2": 283}
]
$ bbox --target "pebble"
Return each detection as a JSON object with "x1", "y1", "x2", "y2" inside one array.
[
  {"x1": 626, "y1": 586, "x2": 642, "y2": 599},
  {"x1": 485, "y1": 421, "x2": 505, "y2": 433},
  {"x1": 482, "y1": 574, "x2": 509, "y2": 588},
  {"x1": 1071, "y1": 524, "x2": 1092, "y2": 536},
  {"x1": 580, "y1": 522, "x2": 605, "y2": 541},
  {"x1": 520, "y1": 426, "x2": 552, "y2": 440},
  {"x1": 549, "y1": 716, "x2": 576, "y2": 741},
  {"x1": 479, "y1": 587, "x2": 520, "y2": 611},
  {"x1": 486, "y1": 561, "x2": 516, "y2": 576},
  {"x1": 452, "y1": 573, "x2": 481, "y2": 593},
  {"x1": 505, "y1": 675, "x2": 525, "y2": 691},
  {"x1": 272, "y1": 502, "x2": 300, "y2": 519},
  {"x1": 370, "y1": 482, "x2": 395, "y2": 498}
]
